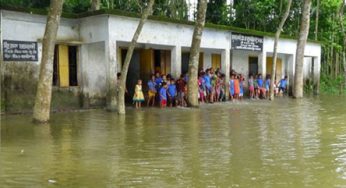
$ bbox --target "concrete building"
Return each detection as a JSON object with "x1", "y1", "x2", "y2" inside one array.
[{"x1": 0, "y1": 8, "x2": 321, "y2": 112}]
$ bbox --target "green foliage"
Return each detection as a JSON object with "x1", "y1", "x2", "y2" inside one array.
[
  {"x1": 206, "y1": 0, "x2": 230, "y2": 25},
  {"x1": 320, "y1": 74, "x2": 346, "y2": 95},
  {"x1": 63, "y1": 0, "x2": 90, "y2": 13}
]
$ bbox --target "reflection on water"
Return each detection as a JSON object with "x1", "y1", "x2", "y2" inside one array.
[{"x1": 1, "y1": 96, "x2": 346, "y2": 187}]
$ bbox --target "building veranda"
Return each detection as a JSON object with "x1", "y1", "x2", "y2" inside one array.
[{"x1": 0, "y1": 8, "x2": 321, "y2": 113}]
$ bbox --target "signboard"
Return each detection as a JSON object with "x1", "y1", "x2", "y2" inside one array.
[
  {"x1": 231, "y1": 33, "x2": 263, "y2": 51},
  {"x1": 3, "y1": 40, "x2": 38, "y2": 61}
]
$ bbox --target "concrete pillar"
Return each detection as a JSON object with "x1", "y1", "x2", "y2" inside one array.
[
  {"x1": 204, "y1": 52, "x2": 212, "y2": 69},
  {"x1": 287, "y1": 54, "x2": 295, "y2": 95},
  {"x1": 106, "y1": 40, "x2": 117, "y2": 111},
  {"x1": 258, "y1": 51, "x2": 266, "y2": 76},
  {"x1": 171, "y1": 45, "x2": 181, "y2": 78},
  {"x1": 221, "y1": 49, "x2": 230, "y2": 100},
  {"x1": 79, "y1": 45, "x2": 90, "y2": 108},
  {"x1": 117, "y1": 46, "x2": 122, "y2": 71},
  {"x1": 313, "y1": 56, "x2": 320, "y2": 95}
]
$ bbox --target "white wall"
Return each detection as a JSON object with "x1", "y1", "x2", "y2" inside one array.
[
  {"x1": 80, "y1": 42, "x2": 107, "y2": 98},
  {"x1": 2, "y1": 10, "x2": 80, "y2": 66},
  {"x1": 231, "y1": 50, "x2": 261, "y2": 79},
  {"x1": 108, "y1": 16, "x2": 231, "y2": 49}
]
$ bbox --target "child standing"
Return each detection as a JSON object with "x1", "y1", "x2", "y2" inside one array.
[
  {"x1": 133, "y1": 79, "x2": 145, "y2": 109},
  {"x1": 239, "y1": 76, "x2": 244, "y2": 100},
  {"x1": 229, "y1": 75, "x2": 235, "y2": 101},
  {"x1": 176, "y1": 75, "x2": 187, "y2": 107},
  {"x1": 265, "y1": 75, "x2": 271, "y2": 99},
  {"x1": 257, "y1": 74, "x2": 264, "y2": 98},
  {"x1": 160, "y1": 82, "x2": 168, "y2": 108},
  {"x1": 278, "y1": 76, "x2": 288, "y2": 96},
  {"x1": 147, "y1": 75, "x2": 157, "y2": 107},
  {"x1": 204, "y1": 69, "x2": 212, "y2": 103},
  {"x1": 234, "y1": 75, "x2": 240, "y2": 100},
  {"x1": 219, "y1": 74, "x2": 226, "y2": 101},
  {"x1": 167, "y1": 80, "x2": 177, "y2": 107},
  {"x1": 198, "y1": 74, "x2": 206, "y2": 103},
  {"x1": 254, "y1": 75, "x2": 259, "y2": 99}
]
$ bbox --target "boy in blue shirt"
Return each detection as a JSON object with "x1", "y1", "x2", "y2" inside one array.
[
  {"x1": 279, "y1": 76, "x2": 288, "y2": 95},
  {"x1": 167, "y1": 79, "x2": 177, "y2": 107},
  {"x1": 147, "y1": 74, "x2": 157, "y2": 107},
  {"x1": 160, "y1": 82, "x2": 168, "y2": 108}
]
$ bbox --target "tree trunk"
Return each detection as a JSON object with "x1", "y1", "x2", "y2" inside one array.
[
  {"x1": 339, "y1": 0, "x2": 346, "y2": 88},
  {"x1": 187, "y1": 0, "x2": 208, "y2": 107},
  {"x1": 314, "y1": 0, "x2": 319, "y2": 40},
  {"x1": 293, "y1": 0, "x2": 311, "y2": 98},
  {"x1": 269, "y1": 0, "x2": 292, "y2": 101},
  {"x1": 117, "y1": 0, "x2": 155, "y2": 114},
  {"x1": 32, "y1": 0, "x2": 64, "y2": 123},
  {"x1": 90, "y1": 0, "x2": 101, "y2": 11}
]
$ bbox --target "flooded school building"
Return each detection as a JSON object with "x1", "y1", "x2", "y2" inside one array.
[{"x1": 0, "y1": 8, "x2": 321, "y2": 113}]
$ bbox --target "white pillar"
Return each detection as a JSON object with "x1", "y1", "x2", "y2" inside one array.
[
  {"x1": 106, "y1": 39, "x2": 117, "y2": 110},
  {"x1": 79, "y1": 44, "x2": 90, "y2": 108},
  {"x1": 171, "y1": 45, "x2": 181, "y2": 78},
  {"x1": 258, "y1": 51, "x2": 267, "y2": 76},
  {"x1": 204, "y1": 52, "x2": 212, "y2": 69},
  {"x1": 117, "y1": 45, "x2": 122, "y2": 71},
  {"x1": 221, "y1": 49, "x2": 230, "y2": 100},
  {"x1": 313, "y1": 56, "x2": 321, "y2": 95}
]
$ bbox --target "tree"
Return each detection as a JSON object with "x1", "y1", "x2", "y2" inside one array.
[
  {"x1": 187, "y1": 0, "x2": 208, "y2": 107},
  {"x1": 90, "y1": 0, "x2": 101, "y2": 11},
  {"x1": 117, "y1": 0, "x2": 155, "y2": 114},
  {"x1": 339, "y1": 0, "x2": 346, "y2": 88},
  {"x1": 269, "y1": 0, "x2": 292, "y2": 100},
  {"x1": 293, "y1": 0, "x2": 312, "y2": 98},
  {"x1": 206, "y1": 0, "x2": 229, "y2": 25},
  {"x1": 314, "y1": 0, "x2": 320, "y2": 40},
  {"x1": 32, "y1": 0, "x2": 64, "y2": 123}
]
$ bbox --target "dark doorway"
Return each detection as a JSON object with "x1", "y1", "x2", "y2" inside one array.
[
  {"x1": 52, "y1": 44, "x2": 78, "y2": 87},
  {"x1": 181, "y1": 53, "x2": 189, "y2": 74},
  {"x1": 68, "y1": 46, "x2": 78, "y2": 86},
  {"x1": 249, "y1": 57, "x2": 258, "y2": 76}
]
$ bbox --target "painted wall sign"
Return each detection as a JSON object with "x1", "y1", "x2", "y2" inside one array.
[
  {"x1": 231, "y1": 33, "x2": 263, "y2": 51},
  {"x1": 3, "y1": 40, "x2": 38, "y2": 61}
]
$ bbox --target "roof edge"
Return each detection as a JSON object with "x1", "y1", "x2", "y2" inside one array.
[{"x1": 0, "y1": 5, "x2": 321, "y2": 44}]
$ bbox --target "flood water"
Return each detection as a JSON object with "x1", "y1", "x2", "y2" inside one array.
[{"x1": 1, "y1": 96, "x2": 346, "y2": 187}]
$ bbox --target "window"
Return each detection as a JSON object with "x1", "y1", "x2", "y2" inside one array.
[{"x1": 53, "y1": 44, "x2": 78, "y2": 87}]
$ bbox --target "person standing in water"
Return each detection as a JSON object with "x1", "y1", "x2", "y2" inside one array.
[
  {"x1": 133, "y1": 80, "x2": 145, "y2": 109},
  {"x1": 147, "y1": 74, "x2": 157, "y2": 107},
  {"x1": 160, "y1": 82, "x2": 168, "y2": 108}
]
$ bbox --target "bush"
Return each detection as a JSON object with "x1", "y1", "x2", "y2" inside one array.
[{"x1": 320, "y1": 74, "x2": 346, "y2": 95}]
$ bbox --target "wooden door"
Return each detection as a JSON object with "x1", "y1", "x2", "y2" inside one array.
[
  {"x1": 140, "y1": 49, "x2": 154, "y2": 80},
  {"x1": 58, "y1": 45, "x2": 69, "y2": 87},
  {"x1": 266, "y1": 57, "x2": 282, "y2": 80},
  {"x1": 212, "y1": 54, "x2": 221, "y2": 70}
]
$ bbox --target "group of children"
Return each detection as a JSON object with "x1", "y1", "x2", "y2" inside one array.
[
  {"x1": 132, "y1": 69, "x2": 288, "y2": 109},
  {"x1": 133, "y1": 72, "x2": 188, "y2": 109}
]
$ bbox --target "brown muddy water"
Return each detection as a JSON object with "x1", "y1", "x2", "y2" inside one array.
[{"x1": 1, "y1": 96, "x2": 346, "y2": 187}]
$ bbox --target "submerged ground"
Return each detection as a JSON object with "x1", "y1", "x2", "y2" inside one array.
[{"x1": 1, "y1": 96, "x2": 346, "y2": 187}]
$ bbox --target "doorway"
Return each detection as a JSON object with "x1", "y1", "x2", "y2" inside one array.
[
  {"x1": 266, "y1": 57, "x2": 283, "y2": 81},
  {"x1": 53, "y1": 44, "x2": 78, "y2": 87},
  {"x1": 212, "y1": 54, "x2": 221, "y2": 70},
  {"x1": 181, "y1": 52, "x2": 204, "y2": 74},
  {"x1": 248, "y1": 57, "x2": 258, "y2": 76}
]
